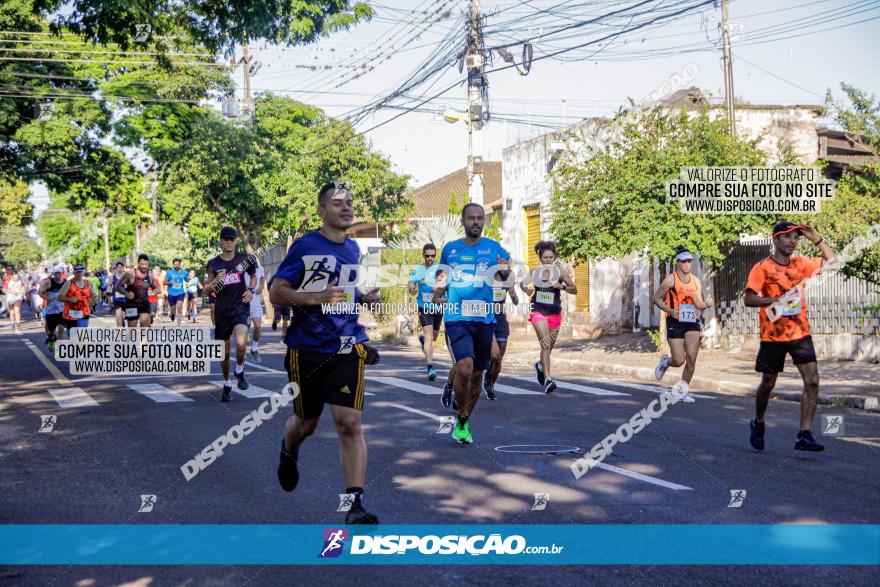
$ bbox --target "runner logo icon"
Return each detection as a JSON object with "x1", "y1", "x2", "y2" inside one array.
[
  {"x1": 337, "y1": 493, "x2": 356, "y2": 512},
  {"x1": 821, "y1": 415, "x2": 844, "y2": 435},
  {"x1": 728, "y1": 489, "x2": 746, "y2": 508},
  {"x1": 339, "y1": 336, "x2": 356, "y2": 354},
  {"x1": 300, "y1": 255, "x2": 337, "y2": 292},
  {"x1": 138, "y1": 494, "x2": 157, "y2": 513},
  {"x1": 531, "y1": 493, "x2": 549, "y2": 511},
  {"x1": 38, "y1": 415, "x2": 57, "y2": 433},
  {"x1": 319, "y1": 528, "x2": 348, "y2": 558}
]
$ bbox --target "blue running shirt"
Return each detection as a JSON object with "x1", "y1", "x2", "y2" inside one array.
[
  {"x1": 439, "y1": 237, "x2": 510, "y2": 324},
  {"x1": 274, "y1": 230, "x2": 368, "y2": 354},
  {"x1": 409, "y1": 264, "x2": 443, "y2": 310},
  {"x1": 165, "y1": 268, "x2": 188, "y2": 296}
]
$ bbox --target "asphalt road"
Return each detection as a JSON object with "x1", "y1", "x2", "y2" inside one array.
[{"x1": 1, "y1": 312, "x2": 878, "y2": 586}]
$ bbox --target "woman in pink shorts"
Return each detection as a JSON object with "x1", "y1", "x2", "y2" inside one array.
[{"x1": 521, "y1": 241, "x2": 577, "y2": 393}]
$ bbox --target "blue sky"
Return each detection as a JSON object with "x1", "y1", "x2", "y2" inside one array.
[
  {"x1": 28, "y1": 0, "x2": 880, "y2": 220},
  {"x1": 240, "y1": 0, "x2": 880, "y2": 185}
]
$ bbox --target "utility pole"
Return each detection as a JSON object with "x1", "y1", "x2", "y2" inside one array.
[
  {"x1": 721, "y1": 0, "x2": 736, "y2": 135},
  {"x1": 466, "y1": 0, "x2": 485, "y2": 206},
  {"x1": 228, "y1": 43, "x2": 257, "y2": 123}
]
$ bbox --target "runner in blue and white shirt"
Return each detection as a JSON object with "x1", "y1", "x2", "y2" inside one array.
[{"x1": 432, "y1": 203, "x2": 510, "y2": 445}]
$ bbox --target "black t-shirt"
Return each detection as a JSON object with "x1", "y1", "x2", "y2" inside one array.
[{"x1": 207, "y1": 253, "x2": 256, "y2": 319}]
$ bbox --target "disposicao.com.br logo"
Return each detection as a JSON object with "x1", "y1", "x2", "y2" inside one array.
[{"x1": 321, "y1": 530, "x2": 564, "y2": 557}]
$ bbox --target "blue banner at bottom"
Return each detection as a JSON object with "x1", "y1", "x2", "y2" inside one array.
[{"x1": 1, "y1": 525, "x2": 878, "y2": 565}]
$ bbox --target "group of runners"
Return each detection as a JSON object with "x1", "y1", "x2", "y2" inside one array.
[
  {"x1": 7, "y1": 180, "x2": 838, "y2": 526},
  {"x1": 261, "y1": 182, "x2": 837, "y2": 526}
]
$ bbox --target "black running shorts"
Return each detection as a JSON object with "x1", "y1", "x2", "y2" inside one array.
[
  {"x1": 755, "y1": 335, "x2": 817, "y2": 373},
  {"x1": 417, "y1": 307, "x2": 443, "y2": 330},
  {"x1": 666, "y1": 317, "x2": 701, "y2": 339},
  {"x1": 214, "y1": 313, "x2": 249, "y2": 340},
  {"x1": 284, "y1": 344, "x2": 367, "y2": 420}
]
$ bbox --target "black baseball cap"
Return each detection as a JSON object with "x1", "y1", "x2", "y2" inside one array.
[
  {"x1": 219, "y1": 226, "x2": 237, "y2": 240},
  {"x1": 74, "y1": 264, "x2": 85, "y2": 272},
  {"x1": 772, "y1": 221, "x2": 807, "y2": 237}
]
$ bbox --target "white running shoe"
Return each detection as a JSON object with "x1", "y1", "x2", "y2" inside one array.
[
  {"x1": 655, "y1": 354, "x2": 670, "y2": 380},
  {"x1": 673, "y1": 380, "x2": 695, "y2": 403}
]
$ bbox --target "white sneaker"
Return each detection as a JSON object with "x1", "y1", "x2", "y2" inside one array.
[
  {"x1": 655, "y1": 354, "x2": 670, "y2": 380},
  {"x1": 673, "y1": 380, "x2": 695, "y2": 403}
]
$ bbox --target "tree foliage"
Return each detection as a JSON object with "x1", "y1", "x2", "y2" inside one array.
[
  {"x1": 805, "y1": 84, "x2": 880, "y2": 286},
  {"x1": 551, "y1": 107, "x2": 773, "y2": 266},
  {"x1": 159, "y1": 95, "x2": 412, "y2": 253},
  {"x1": 0, "y1": 175, "x2": 33, "y2": 226},
  {"x1": 0, "y1": 225, "x2": 41, "y2": 268}
]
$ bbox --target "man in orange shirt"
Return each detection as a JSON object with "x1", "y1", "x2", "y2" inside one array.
[{"x1": 744, "y1": 221, "x2": 836, "y2": 453}]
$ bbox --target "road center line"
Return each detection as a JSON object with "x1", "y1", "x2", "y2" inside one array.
[
  {"x1": 22, "y1": 339, "x2": 70, "y2": 386},
  {"x1": 590, "y1": 462, "x2": 693, "y2": 491},
  {"x1": 389, "y1": 403, "x2": 442, "y2": 421}
]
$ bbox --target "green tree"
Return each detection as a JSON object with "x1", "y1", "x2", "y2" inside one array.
[
  {"x1": 48, "y1": 0, "x2": 373, "y2": 55},
  {"x1": 159, "y1": 95, "x2": 412, "y2": 252},
  {"x1": 0, "y1": 175, "x2": 33, "y2": 226},
  {"x1": 140, "y1": 221, "x2": 193, "y2": 269},
  {"x1": 551, "y1": 106, "x2": 770, "y2": 266},
  {"x1": 0, "y1": 225, "x2": 41, "y2": 267},
  {"x1": 804, "y1": 84, "x2": 880, "y2": 286},
  {"x1": 448, "y1": 190, "x2": 463, "y2": 215}
]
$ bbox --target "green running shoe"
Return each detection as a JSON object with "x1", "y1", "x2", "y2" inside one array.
[
  {"x1": 47, "y1": 339, "x2": 55, "y2": 355},
  {"x1": 452, "y1": 418, "x2": 473, "y2": 444}
]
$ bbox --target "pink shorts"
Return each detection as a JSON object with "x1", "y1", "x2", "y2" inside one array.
[{"x1": 529, "y1": 311, "x2": 562, "y2": 329}]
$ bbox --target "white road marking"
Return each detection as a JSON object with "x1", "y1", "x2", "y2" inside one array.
[
  {"x1": 592, "y1": 379, "x2": 713, "y2": 399},
  {"x1": 590, "y1": 462, "x2": 693, "y2": 491},
  {"x1": 47, "y1": 387, "x2": 100, "y2": 408},
  {"x1": 245, "y1": 361, "x2": 284, "y2": 373},
  {"x1": 211, "y1": 381, "x2": 275, "y2": 398},
  {"x1": 491, "y1": 382, "x2": 543, "y2": 395},
  {"x1": 128, "y1": 383, "x2": 194, "y2": 403},
  {"x1": 366, "y1": 377, "x2": 440, "y2": 395},
  {"x1": 390, "y1": 404, "x2": 442, "y2": 421},
  {"x1": 507, "y1": 375, "x2": 628, "y2": 396}
]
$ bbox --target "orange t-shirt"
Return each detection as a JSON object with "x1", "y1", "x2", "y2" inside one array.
[{"x1": 745, "y1": 256, "x2": 823, "y2": 342}]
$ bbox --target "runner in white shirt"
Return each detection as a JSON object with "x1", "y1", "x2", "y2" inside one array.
[{"x1": 246, "y1": 261, "x2": 265, "y2": 363}]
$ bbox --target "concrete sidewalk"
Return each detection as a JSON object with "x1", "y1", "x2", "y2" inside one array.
[{"x1": 500, "y1": 331, "x2": 880, "y2": 411}]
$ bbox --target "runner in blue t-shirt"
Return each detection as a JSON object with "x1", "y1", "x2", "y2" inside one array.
[
  {"x1": 432, "y1": 202, "x2": 510, "y2": 445},
  {"x1": 408, "y1": 243, "x2": 444, "y2": 381},
  {"x1": 269, "y1": 181, "x2": 381, "y2": 525},
  {"x1": 165, "y1": 258, "x2": 188, "y2": 326}
]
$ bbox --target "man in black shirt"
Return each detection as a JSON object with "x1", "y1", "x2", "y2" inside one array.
[{"x1": 205, "y1": 227, "x2": 256, "y2": 402}]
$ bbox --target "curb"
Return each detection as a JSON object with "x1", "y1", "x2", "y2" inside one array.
[{"x1": 503, "y1": 352, "x2": 880, "y2": 412}]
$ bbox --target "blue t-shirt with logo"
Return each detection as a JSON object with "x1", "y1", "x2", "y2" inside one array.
[
  {"x1": 274, "y1": 230, "x2": 368, "y2": 354},
  {"x1": 409, "y1": 264, "x2": 444, "y2": 310},
  {"x1": 165, "y1": 268, "x2": 188, "y2": 296},
  {"x1": 439, "y1": 237, "x2": 510, "y2": 324}
]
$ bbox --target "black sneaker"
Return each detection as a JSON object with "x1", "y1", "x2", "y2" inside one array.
[
  {"x1": 221, "y1": 385, "x2": 232, "y2": 402},
  {"x1": 794, "y1": 430, "x2": 825, "y2": 452},
  {"x1": 277, "y1": 439, "x2": 299, "y2": 492},
  {"x1": 271, "y1": 321, "x2": 278, "y2": 332},
  {"x1": 345, "y1": 501, "x2": 379, "y2": 525},
  {"x1": 484, "y1": 379, "x2": 496, "y2": 401},
  {"x1": 749, "y1": 417, "x2": 764, "y2": 451},
  {"x1": 235, "y1": 369, "x2": 249, "y2": 390},
  {"x1": 544, "y1": 379, "x2": 557, "y2": 394},
  {"x1": 535, "y1": 361, "x2": 546, "y2": 385},
  {"x1": 441, "y1": 382, "x2": 453, "y2": 408}
]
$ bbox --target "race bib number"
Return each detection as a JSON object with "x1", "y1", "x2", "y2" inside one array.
[
  {"x1": 422, "y1": 292, "x2": 434, "y2": 304},
  {"x1": 492, "y1": 288, "x2": 506, "y2": 302},
  {"x1": 461, "y1": 300, "x2": 488, "y2": 318},
  {"x1": 678, "y1": 304, "x2": 697, "y2": 323},
  {"x1": 536, "y1": 291, "x2": 555, "y2": 305},
  {"x1": 173, "y1": 281, "x2": 183, "y2": 289},
  {"x1": 68, "y1": 309, "x2": 84, "y2": 319},
  {"x1": 781, "y1": 297, "x2": 802, "y2": 317},
  {"x1": 125, "y1": 307, "x2": 138, "y2": 318},
  {"x1": 223, "y1": 272, "x2": 241, "y2": 285}
]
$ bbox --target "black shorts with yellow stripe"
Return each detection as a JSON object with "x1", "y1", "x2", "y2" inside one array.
[{"x1": 283, "y1": 344, "x2": 367, "y2": 420}]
